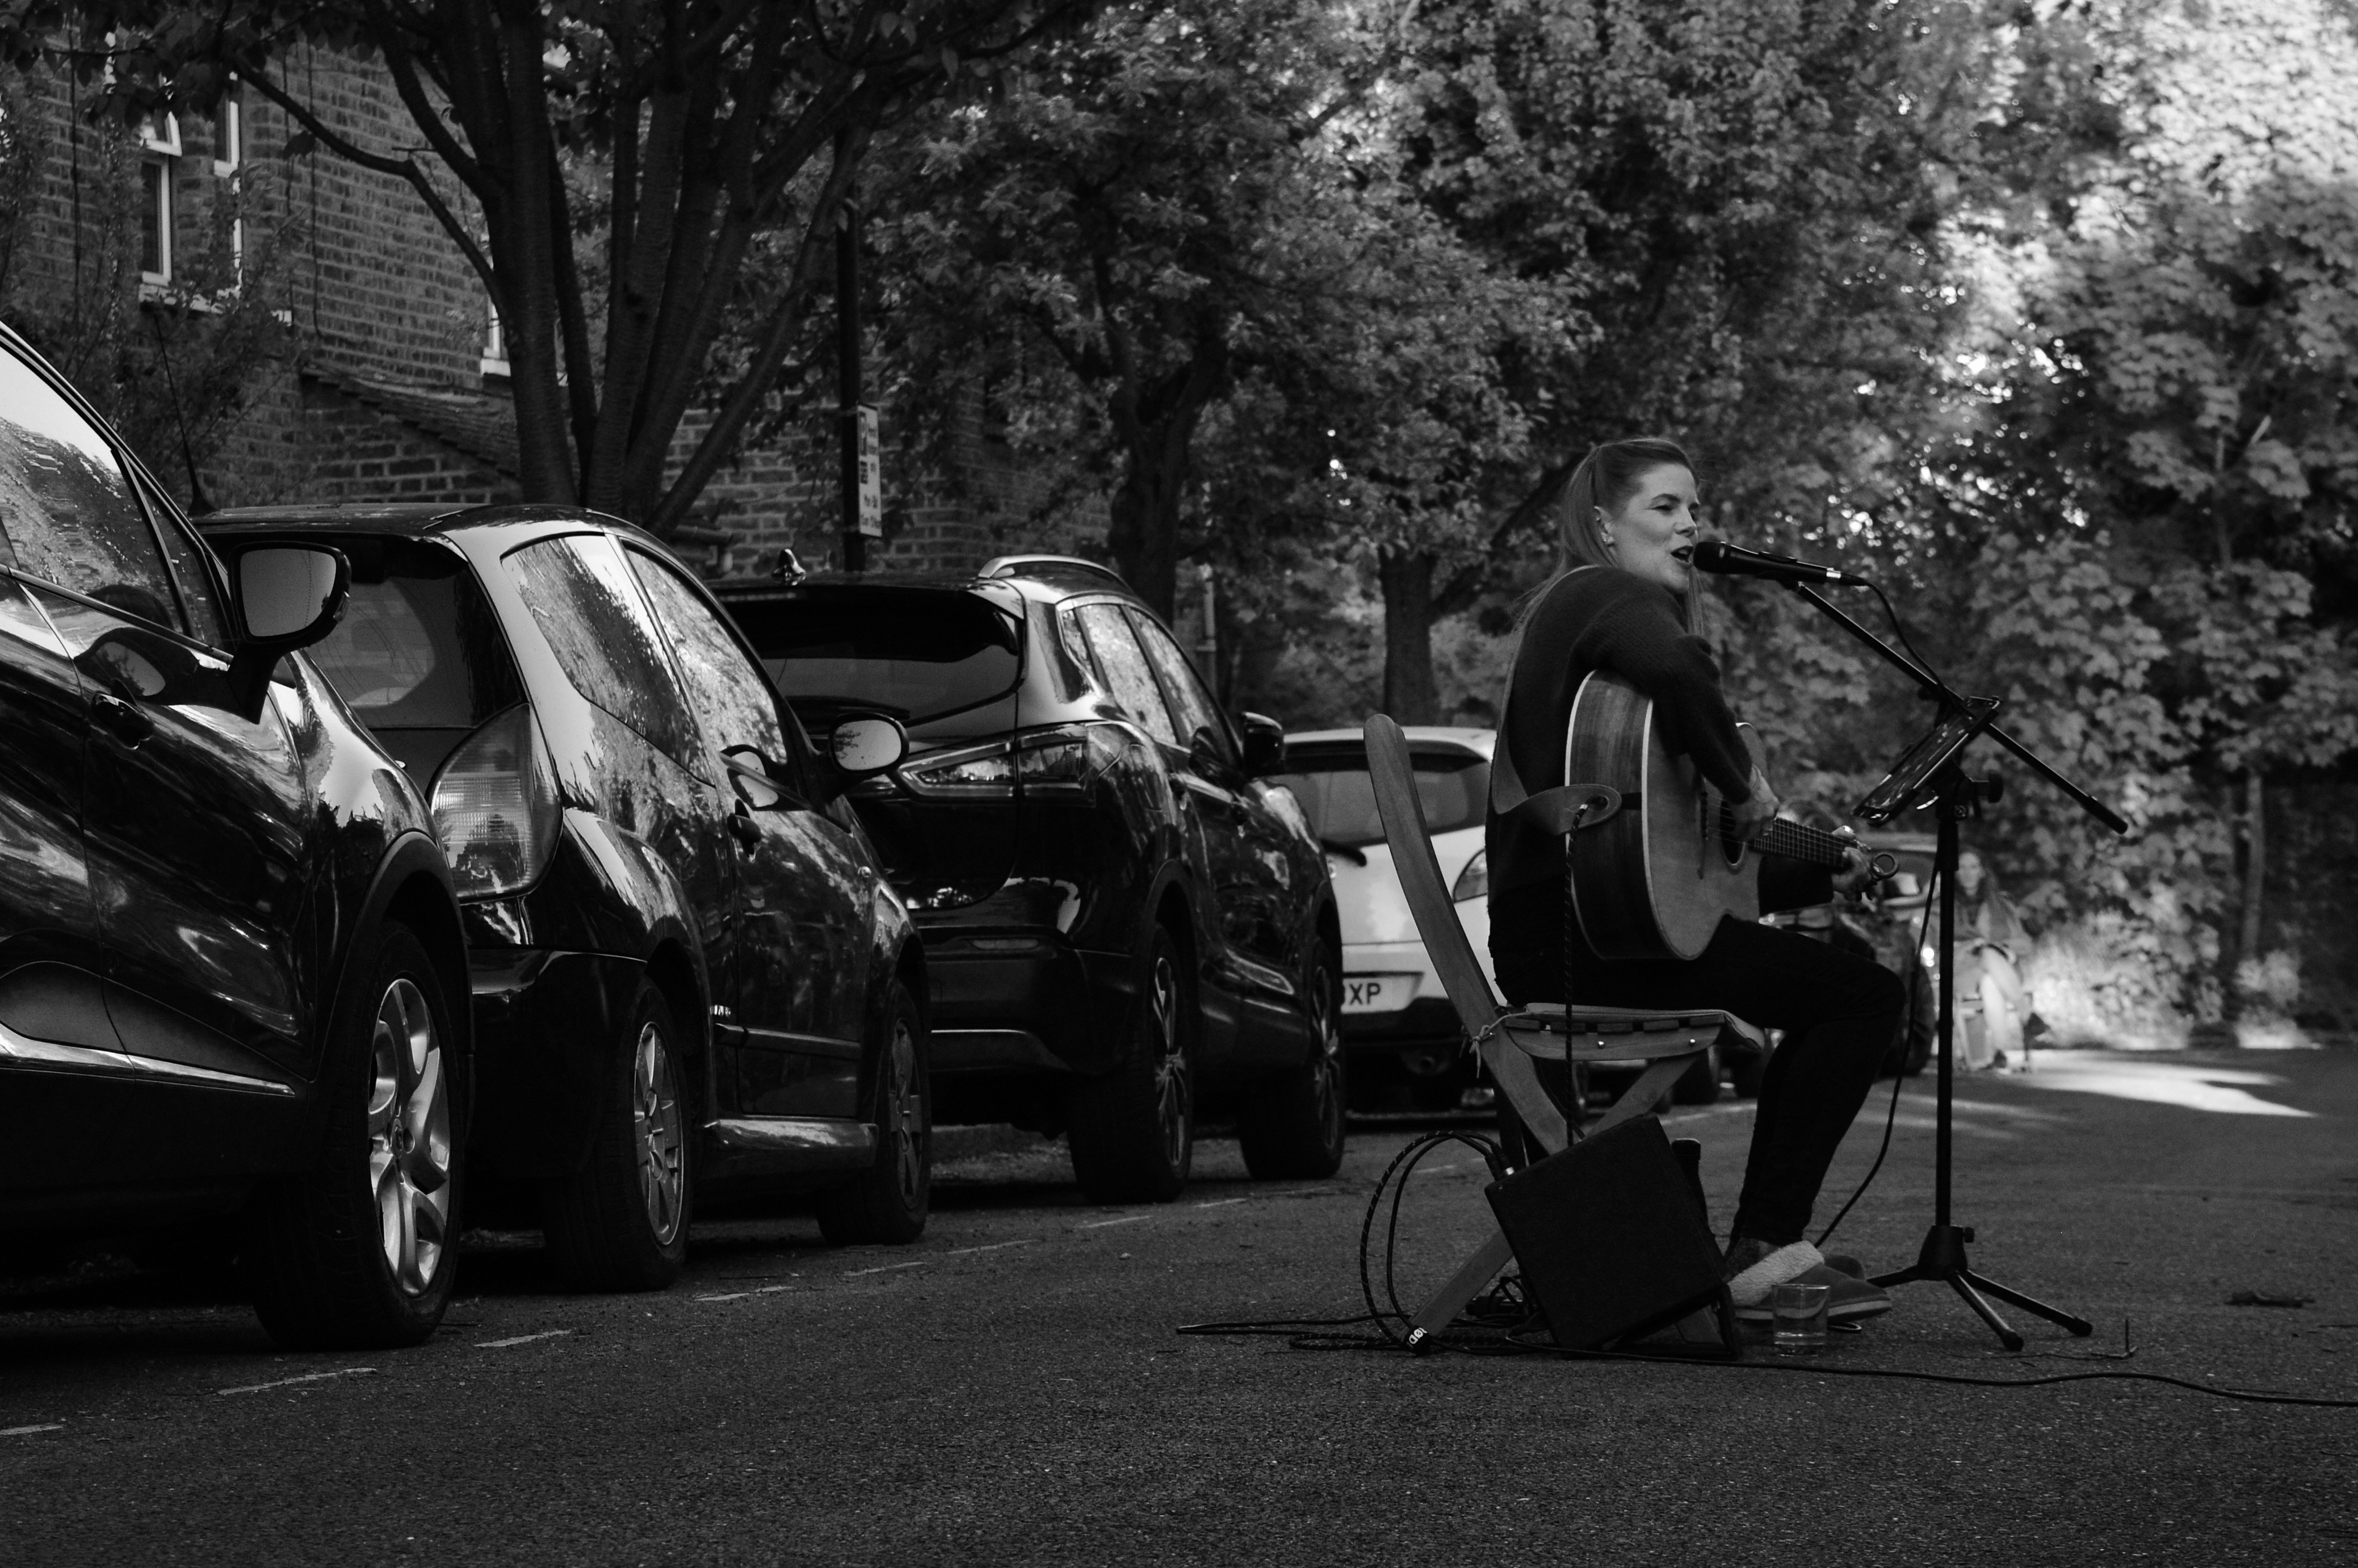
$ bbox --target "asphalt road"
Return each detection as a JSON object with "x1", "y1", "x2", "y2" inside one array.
[{"x1": 5, "y1": 1046, "x2": 2356, "y2": 1566}]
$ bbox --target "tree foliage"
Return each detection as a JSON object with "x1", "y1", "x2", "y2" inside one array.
[{"x1": 2, "y1": 0, "x2": 1071, "y2": 529}]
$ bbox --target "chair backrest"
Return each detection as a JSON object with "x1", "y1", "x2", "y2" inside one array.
[{"x1": 1365, "y1": 714, "x2": 1504, "y2": 1038}]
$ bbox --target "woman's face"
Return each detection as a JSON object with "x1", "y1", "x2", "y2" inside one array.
[
  {"x1": 1600, "y1": 464, "x2": 1700, "y2": 594},
  {"x1": 1957, "y1": 851, "x2": 1984, "y2": 895}
]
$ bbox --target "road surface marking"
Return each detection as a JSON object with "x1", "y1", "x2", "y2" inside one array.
[
  {"x1": 476, "y1": 1330, "x2": 576, "y2": 1347},
  {"x1": 1078, "y1": 1214, "x2": 1153, "y2": 1229},
  {"x1": 694, "y1": 1293, "x2": 752, "y2": 1302},
  {"x1": 844, "y1": 1260, "x2": 932, "y2": 1277},
  {"x1": 1, "y1": 1424, "x2": 62, "y2": 1437},
  {"x1": 946, "y1": 1240, "x2": 1038, "y2": 1255},
  {"x1": 1410, "y1": 1163, "x2": 1468, "y2": 1177},
  {"x1": 1194, "y1": 1198, "x2": 1247, "y2": 1209},
  {"x1": 218, "y1": 1368, "x2": 376, "y2": 1396}
]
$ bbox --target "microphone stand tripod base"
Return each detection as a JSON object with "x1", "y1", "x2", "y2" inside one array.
[{"x1": 1871, "y1": 1223, "x2": 2091, "y2": 1354}]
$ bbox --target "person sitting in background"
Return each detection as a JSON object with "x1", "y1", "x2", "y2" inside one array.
[{"x1": 1953, "y1": 849, "x2": 2033, "y2": 1072}]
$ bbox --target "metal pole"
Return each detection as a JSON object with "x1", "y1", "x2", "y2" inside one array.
[
  {"x1": 836, "y1": 129, "x2": 865, "y2": 574},
  {"x1": 1935, "y1": 787, "x2": 1957, "y2": 1230}
]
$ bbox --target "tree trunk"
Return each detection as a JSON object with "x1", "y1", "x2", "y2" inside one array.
[
  {"x1": 1379, "y1": 547, "x2": 1440, "y2": 726},
  {"x1": 2239, "y1": 768, "x2": 2266, "y2": 972},
  {"x1": 1106, "y1": 454, "x2": 1184, "y2": 619}
]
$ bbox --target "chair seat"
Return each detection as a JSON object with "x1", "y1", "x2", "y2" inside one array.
[{"x1": 1491, "y1": 1004, "x2": 1763, "y2": 1064}]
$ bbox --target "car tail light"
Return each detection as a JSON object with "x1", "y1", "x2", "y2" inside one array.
[
  {"x1": 899, "y1": 739, "x2": 1017, "y2": 795},
  {"x1": 1450, "y1": 848, "x2": 1488, "y2": 902},
  {"x1": 430, "y1": 705, "x2": 559, "y2": 900},
  {"x1": 899, "y1": 725, "x2": 1111, "y2": 798}
]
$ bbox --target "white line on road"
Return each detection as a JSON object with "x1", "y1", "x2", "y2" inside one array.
[
  {"x1": 1409, "y1": 1162, "x2": 1468, "y2": 1177},
  {"x1": 218, "y1": 1368, "x2": 376, "y2": 1396},
  {"x1": 844, "y1": 1260, "x2": 932, "y2": 1277},
  {"x1": 476, "y1": 1330, "x2": 576, "y2": 1347},
  {"x1": 945, "y1": 1239, "x2": 1038, "y2": 1255},
  {"x1": 1194, "y1": 1198, "x2": 1247, "y2": 1209},
  {"x1": 694, "y1": 1293, "x2": 752, "y2": 1302},
  {"x1": 1077, "y1": 1214, "x2": 1154, "y2": 1229},
  {"x1": 1, "y1": 1423, "x2": 63, "y2": 1437}
]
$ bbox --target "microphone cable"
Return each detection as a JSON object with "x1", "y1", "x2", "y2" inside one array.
[{"x1": 1811, "y1": 860, "x2": 1939, "y2": 1251}]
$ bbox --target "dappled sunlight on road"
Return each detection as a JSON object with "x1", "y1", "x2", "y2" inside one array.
[{"x1": 2000, "y1": 1054, "x2": 2315, "y2": 1118}]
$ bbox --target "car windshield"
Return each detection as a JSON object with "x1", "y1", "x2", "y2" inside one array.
[
  {"x1": 1275, "y1": 747, "x2": 1490, "y2": 848},
  {"x1": 729, "y1": 590, "x2": 1022, "y2": 724}
]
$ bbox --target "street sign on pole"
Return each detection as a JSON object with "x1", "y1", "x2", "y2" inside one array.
[{"x1": 855, "y1": 404, "x2": 882, "y2": 538}]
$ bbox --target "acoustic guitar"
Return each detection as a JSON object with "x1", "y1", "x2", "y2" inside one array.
[{"x1": 1563, "y1": 672, "x2": 1869, "y2": 961}]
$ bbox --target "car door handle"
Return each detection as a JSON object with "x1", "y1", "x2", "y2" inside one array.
[{"x1": 91, "y1": 691, "x2": 153, "y2": 745}]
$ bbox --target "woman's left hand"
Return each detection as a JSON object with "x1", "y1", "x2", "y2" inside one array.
[{"x1": 1830, "y1": 828, "x2": 1878, "y2": 896}]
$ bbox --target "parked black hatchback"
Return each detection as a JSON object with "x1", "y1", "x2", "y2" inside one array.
[
  {"x1": 199, "y1": 505, "x2": 930, "y2": 1290},
  {"x1": 0, "y1": 321, "x2": 472, "y2": 1347},
  {"x1": 717, "y1": 556, "x2": 1342, "y2": 1202}
]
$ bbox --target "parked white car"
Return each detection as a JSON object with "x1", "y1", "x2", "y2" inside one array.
[
  {"x1": 1276, "y1": 727, "x2": 1496, "y2": 1111},
  {"x1": 1278, "y1": 723, "x2": 1752, "y2": 1111}
]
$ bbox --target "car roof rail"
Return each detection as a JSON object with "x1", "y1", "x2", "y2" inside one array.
[{"x1": 976, "y1": 554, "x2": 1130, "y2": 590}]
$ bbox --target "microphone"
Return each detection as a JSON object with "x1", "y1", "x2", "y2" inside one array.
[{"x1": 1689, "y1": 539, "x2": 1853, "y2": 585}]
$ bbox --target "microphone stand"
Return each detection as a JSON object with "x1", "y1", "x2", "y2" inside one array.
[{"x1": 1776, "y1": 579, "x2": 2118, "y2": 1351}]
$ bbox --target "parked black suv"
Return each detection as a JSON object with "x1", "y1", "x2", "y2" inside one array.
[
  {"x1": 0, "y1": 321, "x2": 471, "y2": 1347},
  {"x1": 199, "y1": 505, "x2": 929, "y2": 1289},
  {"x1": 717, "y1": 556, "x2": 1342, "y2": 1202}
]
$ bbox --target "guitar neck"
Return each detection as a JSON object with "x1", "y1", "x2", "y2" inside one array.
[{"x1": 1719, "y1": 814, "x2": 1855, "y2": 869}]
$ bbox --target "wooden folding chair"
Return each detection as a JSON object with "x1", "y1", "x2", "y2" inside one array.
[{"x1": 1363, "y1": 714, "x2": 1755, "y2": 1352}]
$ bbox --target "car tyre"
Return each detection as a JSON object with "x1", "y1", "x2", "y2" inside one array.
[
  {"x1": 817, "y1": 979, "x2": 932, "y2": 1246},
  {"x1": 1068, "y1": 925, "x2": 1193, "y2": 1204},
  {"x1": 1239, "y1": 947, "x2": 1347, "y2": 1180},
  {"x1": 544, "y1": 982, "x2": 691, "y2": 1292},
  {"x1": 1672, "y1": 1042, "x2": 1723, "y2": 1105},
  {"x1": 247, "y1": 923, "x2": 460, "y2": 1349}
]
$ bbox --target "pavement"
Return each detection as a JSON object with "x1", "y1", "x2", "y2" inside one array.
[{"x1": 3, "y1": 1045, "x2": 2355, "y2": 1566}]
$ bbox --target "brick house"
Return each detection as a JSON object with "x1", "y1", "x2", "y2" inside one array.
[{"x1": 0, "y1": 41, "x2": 1082, "y2": 581}]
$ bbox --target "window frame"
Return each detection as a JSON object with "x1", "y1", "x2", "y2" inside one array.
[
  {"x1": 139, "y1": 152, "x2": 174, "y2": 287},
  {"x1": 500, "y1": 529, "x2": 698, "y2": 767},
  {"x1": 1126, "y1": 607, "x2": 1236, "y2": 768},
  {"x1": 619, "y1": 539, "x2": 814, "y2": 800},
  {"x1": 1065, "y1": 597, "x2": 1178, "y2": 749},
  {"x1": 0, "y1": 335, "x2": 225, "y2": 646}
]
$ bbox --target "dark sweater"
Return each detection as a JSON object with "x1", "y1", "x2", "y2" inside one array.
[{"x1": 1485, "y1": 567, "x2": 1830, "y2": 963}]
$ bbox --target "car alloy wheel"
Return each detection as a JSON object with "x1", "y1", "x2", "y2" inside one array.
[
  {"x1": 367, "y1": 976, "x2": 454, "y2": 1296},
  {"x1": 1304, "y1": 958, "x2": 1344, "y2": 1142},
  {"x1": 1148, "y1": 949, "x2": 1190, "y2": 1171},
  {"x1": 632, "y1": 1020, "x2": 686, "y2": 1248},
  {"x1": 883, "y1": 1015, "x2": 923, "y2": 1209}
]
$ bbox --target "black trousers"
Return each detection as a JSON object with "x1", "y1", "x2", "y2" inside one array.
[{"x1": 1492, "y1": 884, "x2": 1906, "y2": 1246}]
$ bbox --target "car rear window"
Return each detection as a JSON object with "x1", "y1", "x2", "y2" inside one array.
[
  {"x1": 1275, "y1": 747, "x2": 1490, "y2": 848},
  {"x1": 728, "y1": 589, "x2": 1021, "y2": 725},
  {"x1": 303, "y1": 538, "x2": 522, "y2": 727}
]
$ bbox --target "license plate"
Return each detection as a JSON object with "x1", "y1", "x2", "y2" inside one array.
[{"x1": 1342, "y1": 974, "x2": 1418, "y2": 1014}]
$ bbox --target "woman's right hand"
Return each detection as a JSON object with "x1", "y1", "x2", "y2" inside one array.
[{"x1": 1730, "y1": 765, "x2": 1780, "y2": 844}]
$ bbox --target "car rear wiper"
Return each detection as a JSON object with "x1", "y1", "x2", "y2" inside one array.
[{"x1": 1320, "y1": 838, "x2": 1368, "y2": 865}]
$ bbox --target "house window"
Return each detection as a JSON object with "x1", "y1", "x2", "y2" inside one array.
[
  {"x1": 138, "y1": 114, "x2": 179, "y2": 286},
  {"x1": 211, "y1": 85, "x2": 244, "y2": 285},
  {"x1": 481, "y1": 302, "x2": 510, "y2": 380},
  {"x1": 211, "y1": 86, "x2": 240, "y2": 176}
]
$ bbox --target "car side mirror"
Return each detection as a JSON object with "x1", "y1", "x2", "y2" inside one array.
[
  {"x1": 237, "y1": 545, "x2": 349, "y2": 643},
  {"x1": 721, "y1": 747, "x2": 788, "y2": 811},
  {"x1": 1239, "y1": 711, "x2": 1287, "y2": 777},
  {"x1": 223, "y1": 543, "x2": 350, "y2": 719},
  {"x1": 830, "y1": 713, "x2": 908, "y2": 777}
]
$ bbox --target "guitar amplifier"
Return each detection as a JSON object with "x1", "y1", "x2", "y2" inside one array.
[{"x1": 1485, "y1": 1115, "x2": 1734, "y2": 1352}]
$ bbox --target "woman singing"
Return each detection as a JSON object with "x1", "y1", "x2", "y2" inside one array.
[{"x1": 1486, "y1": 438, "x2": 1906, "y2": 1322}]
